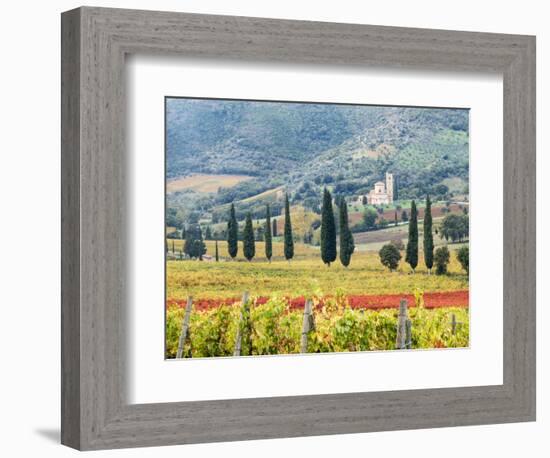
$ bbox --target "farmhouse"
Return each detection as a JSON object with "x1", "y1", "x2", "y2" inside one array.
[{"x1": 360, "y1": 172, "x2": 394, "y2": 205}]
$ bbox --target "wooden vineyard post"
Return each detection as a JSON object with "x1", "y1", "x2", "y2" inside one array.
[
  {"x1": 233, "y1": 291, "x2": 250, "y2": 357},
  {"x1": 300, "y1": 299, "x2": 314, "y2": 353},
  {"x1": 405, "y1": 318, "x2": 412, "y2": 349},
  {"x1": 176, "y1": 296, "x2": 193, "y2": 359},
  {"x1": 396, "y1": 299, "x2": 409, "y2": 349},
  {"x1": 451, "y1": 313, "x2": 457, "y2": 335}
]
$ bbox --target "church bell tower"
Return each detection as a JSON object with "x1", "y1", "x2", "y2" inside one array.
[{"x1": 385, "y1": 172, "x2": 394, "y2": 203}]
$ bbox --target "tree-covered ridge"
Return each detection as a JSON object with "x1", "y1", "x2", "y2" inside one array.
[
  {"x1": 166, "y1": 98, "x2": 469, "y2": 228},
  {"x1": 166, "y1": 99, "x2": 468, "y2": 194}
]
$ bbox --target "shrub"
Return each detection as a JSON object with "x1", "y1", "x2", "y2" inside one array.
[
  {"x1": 456, "y1": 246, "x2": 469, "y2": 273},
  {"x1": 440, "y1": 214, "x2": 469, "y2": 242},
  {"x1": 363, "y1": 208, "x2": 378, "y2": 230},
  {"x1": 434, "y1": 246, "x2": 451, "y2": 275},
  {"x1": 379, "y1": 244, "x2": 402, "y2": 271}
]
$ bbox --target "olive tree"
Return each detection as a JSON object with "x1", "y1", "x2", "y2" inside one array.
[
  {"x1": 457, "y1": 245, "x2": 469, "y2": 274},
  {"x1": 379, "y1": 244, "x2": 402, "y2": 271},
  {"x1": 434, "y1": 246, "x2": 451, "y2": 275}
]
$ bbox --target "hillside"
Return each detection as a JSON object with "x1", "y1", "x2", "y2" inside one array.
[{"x1": 166, "y1": 98, "x2": 469, "y2": 228}]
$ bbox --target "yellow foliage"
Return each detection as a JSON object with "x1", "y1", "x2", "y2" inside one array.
[
  {"x1": 166, "y1": 298, "x2": 469, "y2": 358},
  {"x1": 166, "y1": 241, "x2": 468, "y2": 301}
]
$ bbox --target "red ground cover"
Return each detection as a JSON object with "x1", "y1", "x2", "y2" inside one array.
[{"x1": 167, "y1": 290, "x2": 469, "y2": 312}]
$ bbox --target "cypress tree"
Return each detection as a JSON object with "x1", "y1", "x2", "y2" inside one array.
[
  {"x1": 196, "y1": 225, "x2": 206, "y2": 260},
  {"x1": 183, "y1": 225, "x2": 192, "y2": 256},
  {"x1": 205, "y1": 225, "x2": 212, "y2": 240},
  {"x1": 181, "y1": 225, "x2": 186, "y2": 240},
  {"x1": 265, "y1": 204, "x2": 273, "y2": 262},
  {"x1": 283, "y1": 194, "x2": 294, "y2": 262},
  {"x1": 339, "y1": 200, "x2": 355, "y2": 267},
  {"x1": 227, "y1": 203, "x2": 238, "y2": 259},
  {"x1": 215, "y1": 240, "x2": 219, "y2": 262},
  {"x1": 423, "y1": 195, "x2": 434, "y2": 273},
  {"x1": 272, "y1": 218, "x2": 277, "y2": 237},
  {"x1": 457, "y1": 246, "x2": 469, "y2": 274},
  {"x1": 243, "y1": 213, "x2": 255, "y2": 261},
  {"x1": 320, "y1": 188, "x2": 337, "y2": 266},
  {"x1": 405, "y1": 200, "x2": 419, "y2": 272}
]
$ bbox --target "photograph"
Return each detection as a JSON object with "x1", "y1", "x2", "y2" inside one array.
[
  {"x1": 0, "y1": 1, "x2": 537, "y2": 454},
  {"x1": 165, "y1": 97, "x2": 470, "y2": 358}
]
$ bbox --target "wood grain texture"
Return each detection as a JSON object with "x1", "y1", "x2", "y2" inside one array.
[
  {"x1": 61, "y1": 7, "x2": 81, "y2": 450},
  {"x1": 61, "y1": 6, "x2": 536, "y2": 450}
]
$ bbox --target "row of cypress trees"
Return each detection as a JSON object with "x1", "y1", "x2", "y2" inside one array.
[
  {"x1": 226, "y1": 195, "x2": 294, "y2": 262},
  {"x1": 320, "y1": 188, "x2": 355, "y2": 267},
  {"x1": 190, "y1": 190, "x2": 435, "y2": 272},
  {"x1": 405, "y1": 195, "x2": 434, "y2": 273},
  {"x1": 226, "y1": 188, "x2": 356, "y2": 266}
]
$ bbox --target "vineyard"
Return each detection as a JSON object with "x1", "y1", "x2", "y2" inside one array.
[
  {"x1": 166, "y1": 294, "x2": 469, "y2": 358},
  {"x1": 166, "y1": 242, "x2": 469, "y2": 358}
]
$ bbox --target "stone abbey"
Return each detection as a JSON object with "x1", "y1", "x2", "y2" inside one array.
[{"x1": 362, "y1": 172, "x2": 394, "y2": 205}]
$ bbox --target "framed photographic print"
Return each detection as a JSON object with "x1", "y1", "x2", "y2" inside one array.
[
  {"x1": 61, "y1": 6, "x2": 536, "y2": 450},
  {"x1": 163, "y1": 97, "x2": 471, "y2": 361}
]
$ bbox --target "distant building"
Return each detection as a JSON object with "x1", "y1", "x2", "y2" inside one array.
[{"x1": 361, "y1": 172, "x2": 394, "y2": 205}]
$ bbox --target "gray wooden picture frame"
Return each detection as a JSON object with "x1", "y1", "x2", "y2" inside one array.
[{"x1": 61, "y1": 6, "x2": 536, "y2": 451}]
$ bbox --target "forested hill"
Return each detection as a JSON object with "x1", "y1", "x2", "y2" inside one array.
[{"x1": 166, "y1": 98, "x2": 469, "y2": 201}]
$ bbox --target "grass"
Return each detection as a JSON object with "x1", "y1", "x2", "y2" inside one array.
[
  {"x1": 166, "y1": 173, "x2": 253, "y2": 194},
  {"x1": 239, "y1": 186, "x2": 283, "y2": 204},
  {"x1": 441, "y1": 177, "x2": 467, "y2": 193},
  {"x1": 166, "y1": 241, "x2": 468, "y2": 301},
  {"x1": 169, "y1": 239, "x2": 319, "y2": 259},
  {"x1": 352, "y1": 216, "x2": 467, "y2": 251},
  {"x1": 210, "y1": 186, "x2": 285, "y2": 216}
]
